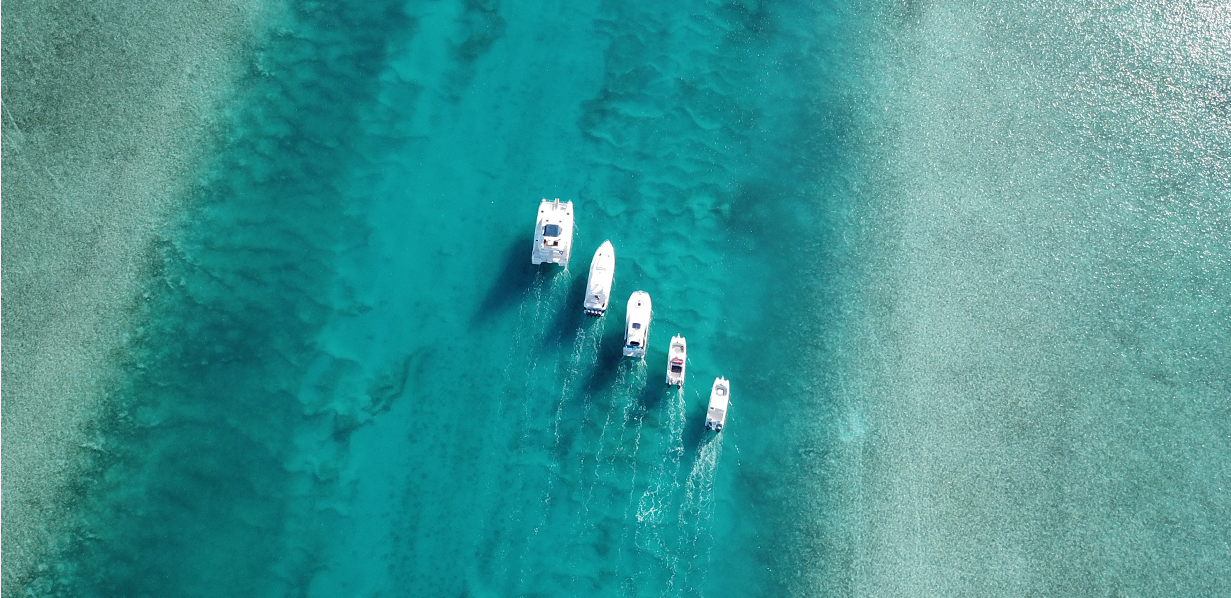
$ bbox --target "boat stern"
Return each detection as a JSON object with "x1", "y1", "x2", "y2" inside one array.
[{"x1": 665, "y1": 367, "x2": 684, "y2": 386}]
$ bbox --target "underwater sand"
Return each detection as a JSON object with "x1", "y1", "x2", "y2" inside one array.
[{"x1": 3, "y1": 0, "x2": 1228, "y2": 596}]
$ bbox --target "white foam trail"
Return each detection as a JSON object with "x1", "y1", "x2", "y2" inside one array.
[
  {"x1": 491, "y1": 269, "x2": 577, "y2": 590},
  {"x1": 479, "y1": 271, "x2": 552, "y2": 586},
  {"x1": 632, "y1": 386, "x2": 688, "y2": 592},
  {"x1": 549, "y1": 327, "x2": 588, "y2": 449},
  {"x1": 572, "y1": 323, "x2": 603, "y2": 428},
  {"x1": 613, "y1": 365, "x2": 650, "y2": 572},
  {"x1": 607, "y1": 360, "x2": 648, "y2": 495},
  {"x1": 522, "y1": 318, "x2": 595, "y2": 566},
  {"x1": 567, "y1": 322, "x2": 604, "y2": 506},
  {"x1": 634, "y1": 387, "x2": 685, "y2": 527},
  {"x1": 562, "y1": 357, "x2": 655, "y2": 592},
  {"x1": 593, "y1": 360, "x2": 644, "y2": 484},
  {"x1": 561, "y1": 356, "x2": 633, "y2": 591},
  {"x1": 676, "y1": 433, "x2": 723, "y2": 592}
]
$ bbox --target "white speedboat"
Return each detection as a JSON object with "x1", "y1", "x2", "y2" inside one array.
[
  {"x1": 705, "y1": 377, "x2": 729, "y2": 431},
  {"x1": 665, "y1": 335, "x2": 686, "y2": 386},
  {"x1": 531, "y1": 198, "x2": 574, "y2": 266},
  {"x1": 622, "y1": 291, "x2": 652, "y2": 358},
  {"x1": 583, "y1": 241, "x2": 615, "y2": 316}
]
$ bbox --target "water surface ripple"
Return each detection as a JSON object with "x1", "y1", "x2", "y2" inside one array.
[{"x1": 7, "y1": 0, "x2": 1229, "y2": 596}]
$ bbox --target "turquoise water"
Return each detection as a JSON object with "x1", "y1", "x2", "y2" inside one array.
[{"x1": 7, "y1": 0, "x2": 1230, "y2": 596}]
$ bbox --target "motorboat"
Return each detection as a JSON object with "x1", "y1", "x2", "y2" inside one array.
[
  {"x1": 705, "y1": 377, "x2": 729, "y2": 432},
  {"x1": 531, "y1": 198, "x2": 574, "y2": 266},
  {"x1": 583, "y1": 241, "x2": 615, "y2": 316},
  {"x1": 622, "y1": 291, "x2": 652, "y2": 358},
  {"x1": 665, "y1": 335, "x2": 686, "y2": 386}
]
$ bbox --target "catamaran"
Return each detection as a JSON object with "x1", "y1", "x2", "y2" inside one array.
[
  {"x1": 665, "y1": 335, "x2": 686, "y2": 386},
  {"x1": 705, "y1": 377, "x2": 729, "y2": 431},
  {"x1": 531, "y1": 198, "x2": 574, "y2": 266},
  {"x1": 583, "y1": 241, "x2": 615, "y2": 316},
  {"x1": 623, "y1": 291, "x2": 652, "y2": 358}
]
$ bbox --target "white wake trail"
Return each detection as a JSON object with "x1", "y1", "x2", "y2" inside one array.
[
  {"x1": 633, "y1": 386, "x2": 688, "y2": 593},
  {"x1": 490, "y1": 269, "x2": 574, "y2": 590},
  {"x1": 674, "y1": 433, "x2": 724, "y2": 594}
]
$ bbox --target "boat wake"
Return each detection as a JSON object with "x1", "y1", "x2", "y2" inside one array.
[
  {"x1": 584, "y1": 360, "x2": 646, "y2": 513},
  {"x1": 631, "y1": 386, "x2": 689, "y2": 590},
  {"x1": 525, "y1": 321, "x2": 600, "y2": 555},
  {"x1": 484, "y1": 269, "x2": 577, "y2": 590},
  {"x1": 674, "y1": 433, "x2": 724, "y2": 594},
  {"x1": 636, "y1": 387, "x2": 686, "y2": 528},
  {"x1": 612, "y1": 364, "x2": 652, "y2": 569},
  {"x1": 552, "y1": 322, "x2": 602, "y2": 445}
]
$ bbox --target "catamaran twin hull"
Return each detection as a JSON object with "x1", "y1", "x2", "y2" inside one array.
[{"x1": 531, "y1": 198, "x2": 574, "y2": 266}]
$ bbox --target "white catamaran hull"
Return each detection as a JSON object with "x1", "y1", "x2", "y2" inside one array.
[{"x1": 531, "y1": 198, "x2": 574, "y2": 266}]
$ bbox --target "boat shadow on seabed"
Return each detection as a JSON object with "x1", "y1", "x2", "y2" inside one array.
[
  {"x1": 471, "y1": 236, "x2": 562, "y2": 328},
  {"x1": 635, "y1": 373, "x2": 670, "y2": 414},
  {"x1": 681, "y1": 400, "x2": 719, "y2": 457},
  {"x1": 581, "y1": 324, "x2": 628, "y2": 395},
  {"x1": 539, "y1": 273, "x2": 589, "y2": 350}
]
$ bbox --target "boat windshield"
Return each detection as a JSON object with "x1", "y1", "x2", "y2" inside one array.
[
  {"x1": 543, "y1": 224, "x2": 561, "y2": 237},
  {"x1": 671, "y1": 364, "x2": 683, "y2": 373},
  {"x1": 715, "y1": 387, "x2": 727, "y2": 396},
  {"x1": 632, "y1": 323, "x2": 641, "y2": 329}
]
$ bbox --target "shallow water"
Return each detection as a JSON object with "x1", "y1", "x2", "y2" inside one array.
[{"x1": 7, "y1": 0, "x2": 1230, "y2": 596}]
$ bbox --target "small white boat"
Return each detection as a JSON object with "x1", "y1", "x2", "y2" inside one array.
[
  {"x1": 531, "y1": 198, "x2": 574, "y2": 266},
  {"x1": 583, "y1": 241, "x2": 615, "y2": 316},
  {"x1": 705, "y1": 377, "x2": 729, "y2": 431},
  {"x1": 665, "y1": 335, "x2": 686, "y2": 386},
  {"x1": 622, "y1": 291, "x2": 652, "y2": 358}
]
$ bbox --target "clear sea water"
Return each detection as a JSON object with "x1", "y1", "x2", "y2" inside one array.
[{"x1": 12, "y1": 0, "x2": 1231, "y2": 596}]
